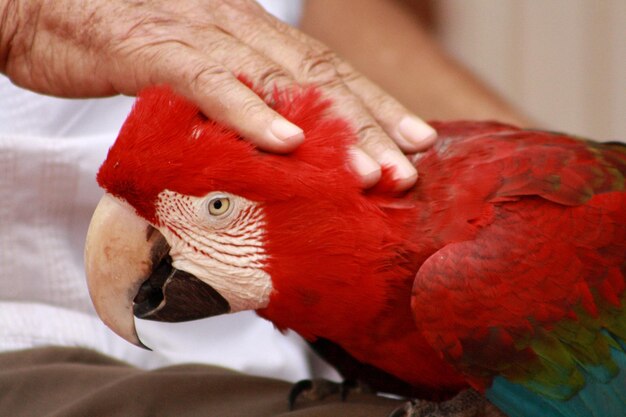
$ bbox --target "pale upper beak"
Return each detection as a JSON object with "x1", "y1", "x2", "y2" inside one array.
[
  {"x1": 84, "y1": 194, "x2": 164, "y2": 347},
  {"x1": 85, "y1": 194, "x2": 230, "y2": 348}
]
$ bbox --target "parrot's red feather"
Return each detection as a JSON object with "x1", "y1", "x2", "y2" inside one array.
[
  {"x1": 98, "y1": 86, "x2": 361, "y2": 223},
  {"x1": 98, "y1": 86, "x2": 626, "y2": 402},
  {"x1": 98, "y1": 85, "x2": 470, "y2": 393},
  {"x1": 411, "y1": 124, "x2": 626, "y2": 395}
]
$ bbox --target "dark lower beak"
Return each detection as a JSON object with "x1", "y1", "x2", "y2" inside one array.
[
  {"x1": 133, "y1": 255, "x2": 230, "y2": 322},
  {"x1": 85, "y1": 194, "x2": 230, "y2": 348}
]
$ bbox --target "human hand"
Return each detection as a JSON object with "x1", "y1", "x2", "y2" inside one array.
[{"x1": 0, "y1": 0, "x2": 436, "y2": 190}]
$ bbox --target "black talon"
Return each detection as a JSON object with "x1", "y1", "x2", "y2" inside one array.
[
  {"x1": 388, "y1": 400, "x2": 416, "y2": 417},
  {"x1": 288, "y1": 378, "x2": 352, "y2": 410},
  {"x1": 287, "y1": 378, "x2": 377, "y2": 410},
  {"x1": 340, "y1": 379, "x2": 375, "y2": 401},
  {"x1": 288, "y1": 379, "x2": 313, "y2": 410},
  {"x1": 340, "y1": 379, "x2": 356, "y2": 401}
]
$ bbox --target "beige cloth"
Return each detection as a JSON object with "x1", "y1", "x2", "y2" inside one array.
[
  {"x1": 0, "y1": 0, "x2": 319, "y2": 382},
  {"x1": 0, "y1": 347, "x2": 403, "y2": 417},
  {"x1": 0, "y1": 0, "x2": 313, "y2": 378}
]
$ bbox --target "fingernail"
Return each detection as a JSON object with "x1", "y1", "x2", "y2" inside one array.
[
  {"x1": 348, "y1": 147, "x2": 381, "y2": 187},
  {"x1": 379, "y1": 149, "x2": 418, "y2": 188},
  {"x1": 397, "y1": 116, "x2": 437, "y2": 149},
  {"x1": 269, "y1": 118, "x2": 305, "y2": 144}
]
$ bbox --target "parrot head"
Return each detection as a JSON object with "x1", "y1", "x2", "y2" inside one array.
[{"x1": 85, "y1": 86, "x2": 405, "y2": 347}]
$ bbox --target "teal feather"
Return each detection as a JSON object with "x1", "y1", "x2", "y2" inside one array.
[
  {"x1": 573, "y1": 361, "x2": 615, "y2": 384},
  {"x1": 487, "y1": 378, "x2": 572, "y2": 417},
  {"x1": 486, "y1": 345, "x2": 626, "y2": 417}
]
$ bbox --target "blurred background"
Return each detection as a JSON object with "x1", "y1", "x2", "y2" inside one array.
[
  {"x1": 434, "y1": 0, "x2": 625, "y2": 141},
  {"x1": 303, "y1": 0, "x2": 625, "y2": 142}
]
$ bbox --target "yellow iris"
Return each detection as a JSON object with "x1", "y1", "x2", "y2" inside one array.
[{"x1": 208, "y1": 197, "x2": 230, "y2": 216}]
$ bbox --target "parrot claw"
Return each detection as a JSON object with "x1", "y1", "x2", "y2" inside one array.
[
  {"x1": 288, "y1": 378, "x2": 372, "y2": 410},
  {"x1": 288, "y1": 378, "x2": 338, "y2": 410},
  {"x1": 339, "y1": 379, "x2": 373, "y2": 400},
  {"x1": 387, "y1": 390, "x2": 505, "y2": 417}
]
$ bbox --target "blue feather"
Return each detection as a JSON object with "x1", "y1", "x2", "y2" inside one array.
[{"x1": 486, "y1": 346, "x2": 626, "y2": 417}]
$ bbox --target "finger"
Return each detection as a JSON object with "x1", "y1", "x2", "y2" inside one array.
[
  {"x1": 315, "y1": 74, "x2": 418, "y2": 190},
  {"x1": 336, "y1": 65, "x2": 437, "y2": 152},
  {"x1": 348, "y1": 147, "x2": 382, "y2": 188},
  {"x1": 228, "y1": 20, "x2": 418, "y2": 189},
  {"x1": 356, "y1": 127, "x2": 418, "y2": 191},
  {"x1": 190, "y1": 23, "x2": 417, "y2": 190},
  {"x1": 190, "y1": 28, "x2": 316, "y2": 151},
  {"x1": 133, "y1": 41, "x2": 304, "y2": 153},
  {"x1": 248, "y1": 17, "x2": 437, "y2": 153},
  {"x1": 194, "y1": 26, "x2": 296, "y2": 95}
]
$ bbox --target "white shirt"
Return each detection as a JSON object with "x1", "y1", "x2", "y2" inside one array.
[{"x1": 0, "y1": 0, "x2": 317, "y2": 382}]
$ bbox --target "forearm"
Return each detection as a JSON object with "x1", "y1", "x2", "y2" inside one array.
[{"x1": 300, "y1": 0, "x2": 529, "y2": 126}]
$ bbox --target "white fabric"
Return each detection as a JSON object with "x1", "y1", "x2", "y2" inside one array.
[
  {"x1": 0, "y1": 0, "x2": 313, "y2": 382},
  {"x1": 257, "y1": 0, "x2": 303, "y2": 26}
]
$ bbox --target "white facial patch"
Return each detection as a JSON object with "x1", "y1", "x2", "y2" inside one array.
[{"x1": 154, "y1": 189, "x2": 272, "y2": 312}]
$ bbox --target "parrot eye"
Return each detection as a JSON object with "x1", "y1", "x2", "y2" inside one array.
[{"x1": 208, "y1": 197, "x2": 231, "y2": 216}]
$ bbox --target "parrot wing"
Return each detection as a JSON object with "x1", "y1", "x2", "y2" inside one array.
[{"x1": 412, "y1": 130, "x2": 626, "y2": 417}]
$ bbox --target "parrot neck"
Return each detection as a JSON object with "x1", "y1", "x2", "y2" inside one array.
[
  {"x1": 255, "y1": 189, "x2": 468, "y2": 391},
  {"x1": 258, "y1": 192, "x2": 447, "y2": 336},
  {"x1": 253, "y1": 149, "x2": 491, "y2": 393}
]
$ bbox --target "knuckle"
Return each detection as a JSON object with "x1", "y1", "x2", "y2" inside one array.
[
  {"x1": 113, "y1": 12, "x2": 177, "y2": 46},
  {"x1": 368, "y1": 95, "x2": 409, "y2": 132},
  {"x1": 256, "y1": 66, "x2": 291, "y2": 88},
  {"x1": 187, "y1": 63, "x2": 230, "y2": 90},
  {"x1": 137, "y1": 39, "x2": 191, "y2": 60},
  {"x1": 350, "y1": 116, "x2": 397, "y2": 154},
  {"x1": 203, "y1": 34, "x2": 235, "y2": 56},
  {"x1": 338, "y1": 70, "x2": 361, "y2": 85},
  {"x1": 341, "y1": 76, "x2": 408, "y2": 128},
  {"x1": 110, "y1": 17, "x2": 191, "y2": 63},
  {"x1": 299, "y1": 49, "x2": 341, "y2": 87},
  {"x1": 354, "y1": 122, "x2": 386, "y2": 147},
  {"x1": 239, "y1": 97, "x2": 269, "y2": 118},
  {"x1": 334, "y1": 60, "x2": 360, "y2": 82},
  {"x1": 368, "y1": 89, "x2": 404, "y2": 117}
]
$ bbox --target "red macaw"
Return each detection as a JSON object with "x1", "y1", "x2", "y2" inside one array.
[{"x1": 85, "y1": 86, "x2": 626, "y2": 417}]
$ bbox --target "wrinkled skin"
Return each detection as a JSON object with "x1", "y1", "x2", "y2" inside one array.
[{"x1": 0, "y1": 0, "x2": 440, "y2": 189}]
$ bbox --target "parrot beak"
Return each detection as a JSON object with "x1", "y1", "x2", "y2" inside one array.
[{"x1": 85, "y1": 194, "x2": 230, "y2": 347}]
